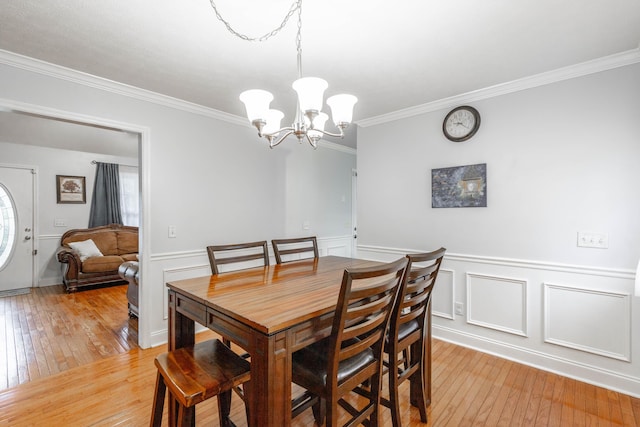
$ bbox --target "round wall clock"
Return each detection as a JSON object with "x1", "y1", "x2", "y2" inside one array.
[{"x1": 442, "y1": 106, "x2": 481, "y2": 142}]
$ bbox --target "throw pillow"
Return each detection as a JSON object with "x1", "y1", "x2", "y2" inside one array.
[{"x1": 68, "y1": 239, "x2": 104, "y2": 262}]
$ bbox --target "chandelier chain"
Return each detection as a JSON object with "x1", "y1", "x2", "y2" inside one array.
[{"x1": 208, "y1": 0, "x2": 302, "y2": 42}]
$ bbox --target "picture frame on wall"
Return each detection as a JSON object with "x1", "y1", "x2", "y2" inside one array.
[
  {"x1": 56, "y1": 175, "x2": 86, "y2": 204},
  {"x1": 432, "y1": 163, "x2": 487, "y2": 208}
]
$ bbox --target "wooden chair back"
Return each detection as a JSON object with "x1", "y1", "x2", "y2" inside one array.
[
  {"x1": 206, "y1": 240, "x2": 269, "y2": 274},
  {"x1": 326, "y1": 257, "x2": 408, "y2": 425},
  {"x1": 383, "y1": 247, "x2": 446, "y2": 425},
  {"x1": 271, "y1": 236, "x2": 319, "y2": 264}
]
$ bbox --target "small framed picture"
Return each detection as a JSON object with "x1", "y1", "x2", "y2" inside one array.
[{"x1": 56, "y1": 175, "x2": 86, "y2": 204}]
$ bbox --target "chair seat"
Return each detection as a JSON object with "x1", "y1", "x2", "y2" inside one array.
[
  {"x1": 292, "y1": 337, "x2": 375, "y2": 392},
  {"x1": 385, "y1": 319, "x2": 420, "y2": 352},
  {"x1": 154, "y1": 339, "x2": 251, "y2": 408}
]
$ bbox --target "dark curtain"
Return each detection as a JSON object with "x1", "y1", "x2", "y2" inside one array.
[{"x1": 88, "y1": 162, "x2": 122, "y2": 227}]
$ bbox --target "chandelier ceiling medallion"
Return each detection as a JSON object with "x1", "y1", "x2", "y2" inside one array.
[{"x1": 209, "y1": 0, "x2": 358, "y2": 149}]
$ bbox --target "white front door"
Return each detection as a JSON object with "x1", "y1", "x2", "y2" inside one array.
[{"x1": 0, "y1": 165, "x2": 35, "y2": 292}]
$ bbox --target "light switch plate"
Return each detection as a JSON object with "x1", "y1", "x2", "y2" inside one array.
[{"x1": 577, "y1": 231, "x2": 608, "y2": 249}]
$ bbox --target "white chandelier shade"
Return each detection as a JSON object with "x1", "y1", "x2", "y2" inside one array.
[
  {"x1": 327, "y1": 94, "x2": 358, "y2": 127},
  {"x1": 239, "y1": 89, "x2": 273, "y2": 123},
  {"x1": 292, "y1": 77, "x2": 328, "y2": 113}
]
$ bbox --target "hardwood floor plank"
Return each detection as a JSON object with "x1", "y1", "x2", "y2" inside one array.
[
  {"x1": 521, "y1": 369, "x2": 546, "y2": 425},
  {"x1": 547, "y1": 373, "x2": 566, "y2": 425},
  {"x1": 531, "y1": 371, "x2": 556, "y2": 426},
  {"x1": 559, "y1": 376, "x2": 576, "y2": 426},
  {"x1": 484, "y1": 361, "x2": 522, "y2": 425},
  {"x1": 468, "y1": 355, "x2": 512, "y2": 425}
]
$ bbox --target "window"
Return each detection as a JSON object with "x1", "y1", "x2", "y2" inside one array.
[
  {"x1": 119, "y1": 165, "x2": 139, "y2": 227},
  {"x1": 0, "y1": 184, "x2": 17, "y2": 270}
]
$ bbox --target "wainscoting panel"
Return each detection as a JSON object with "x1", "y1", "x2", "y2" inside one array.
[
  {"x1": 162, "y1": 264, "x2": 211, "y2": 320},
  {"x1": 321, "y1": 236, "x2": 351, "y2": 258},
  {"x1": 544, "y1": 283, "x2": 631, "y2": 361},
  {"x1": 467, "y1": 272, "x2": 528, "y2": 337},
  {"x1": 432, "y1": 268, "x2": 455, "y2": 320}
]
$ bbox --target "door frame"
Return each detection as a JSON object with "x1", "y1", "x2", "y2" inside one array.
[
  {"x1": 351, "y1": 168, "x2": 357, "y2": 257},
  {"x1": 0, "y1": 163, "x2": 38, "y2": 288},
  {"x1": 0, "y1": 98, "x2": 152, "y2": 348}
]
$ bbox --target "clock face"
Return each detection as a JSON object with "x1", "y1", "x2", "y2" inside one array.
[{"x1": 443, "y1": 106, "x2": 480, "y2": 142}]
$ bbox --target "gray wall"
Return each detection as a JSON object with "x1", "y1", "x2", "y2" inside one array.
[{"x1": 356, "y1": 62, "x2": 640, "y2": 396}]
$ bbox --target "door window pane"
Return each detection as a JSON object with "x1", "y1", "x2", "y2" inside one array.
[{"x1": 0, "y1": 184, "x2": 17, "y2": 270}]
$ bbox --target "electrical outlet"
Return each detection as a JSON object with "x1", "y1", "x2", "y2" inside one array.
[{"x1": 455, "y1": 302, "x2": 464, "y2": 316}]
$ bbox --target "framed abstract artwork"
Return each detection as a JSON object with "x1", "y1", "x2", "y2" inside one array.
[{"x1": 432, "y1": 163, "x2": 486, "y2": 208}]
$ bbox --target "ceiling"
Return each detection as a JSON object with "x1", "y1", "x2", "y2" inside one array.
[{"x1": 0, "y1": 0, "x2": 639, "y2": 151}]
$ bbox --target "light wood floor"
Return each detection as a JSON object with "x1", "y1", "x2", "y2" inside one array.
[{"x1": 0, "y1": 285, "x2": 639, "y2": 426}]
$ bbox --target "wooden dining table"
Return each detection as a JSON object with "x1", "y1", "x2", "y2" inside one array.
[{"x1": 165, "y1": 255, "x2": 432, "y2": 426}]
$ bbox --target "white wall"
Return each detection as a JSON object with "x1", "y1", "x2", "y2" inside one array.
[
  {"x1": 0, "y1": 141, "x2": 137, "y2": 286},
  {"x1": 357, "y1": 62, "x2": 640, "y2": 396},
  {"x1": 0, "y1": 53, "x2": 356, "y2": 348}
]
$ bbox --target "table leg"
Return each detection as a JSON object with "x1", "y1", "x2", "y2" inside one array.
[
  {"x1": 409, "y1": 302, "x2": 432, "y2": 412},
  {"x1": 425, "y1": 302, "x2": 432, "y2": 406},
  {"x1": 248, "y1": 330, "x2": 290, "y2": 426}
]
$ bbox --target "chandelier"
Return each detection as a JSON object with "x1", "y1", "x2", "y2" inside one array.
[{"x1": 209, "y1": 0, "x2": 358, "y2": 149}]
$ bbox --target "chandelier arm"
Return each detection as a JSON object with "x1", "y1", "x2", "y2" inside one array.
[
  {"x1": 209, "y1": 0, "x2": 302, "y2": 42},
  {"x1": 263, "y1": 126, "x2": 294, "y2": 138},
  {"x1": 269, "y1": 130, "x2": 295, "y2": 148},
  {"x1": 305, "y1": 133, "x2": 318, "y2": 149},
  {"x1": 314, "y1": 128, "x2": 345, "y2": 138}
]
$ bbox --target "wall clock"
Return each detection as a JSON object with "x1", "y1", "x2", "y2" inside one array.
[{"x1": 442, "y1": 106, "x2": 481, "y2": 142}]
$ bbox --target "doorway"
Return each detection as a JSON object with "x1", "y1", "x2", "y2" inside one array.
[
  {"x1": 0, "y1": 165, "x2": 35, "y2": 293},
  {"x1": 0, "y1": 99, "x2": 150, "y2": 348}
]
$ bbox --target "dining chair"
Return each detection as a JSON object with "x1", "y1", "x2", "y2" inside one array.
[
  {"x1": 205, "y1": 240, "x2": 268, "y2": 406},
  {"x1": 381, "y1": 247, "x2": 446, "y2": 426},
  {"x1": 206, "y1": 240, "x2": 269, "y2": 275},
  {"x1": 290, "y1": 257, "x2": 409, "y2": 427},
  {"x1": 150, "y1": 339, "x2": 250, "y2": 427},
  {"x1": 271, "y1": 236, "x2": 319, "y2": 264}
]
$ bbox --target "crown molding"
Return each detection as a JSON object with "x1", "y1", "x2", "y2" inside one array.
[
  {"x1": 318, "y1": 139, "x2": 357, "y2": 155},
  {"x1": 0, "y1": 49, "x2": 248, "y2": 127},
  {"x1": 357, "y1": 47, "x2": 640, "y2": 128},
  {"x1": 0, "y1": 49, "x2": 359, "y2": 155},
  {"x1": 4, "y1": 47, "x2": 638, "y2": 149}
]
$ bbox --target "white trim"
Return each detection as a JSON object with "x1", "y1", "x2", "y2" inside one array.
[
  {"x1": 543, "y1": 282, "x2": 632, "y2": 362},
  {"x1": 37, "y1": 234, "x2": 62, "y2": 240},
  {"x1": 466, "y1": 272, "x2": 528, "y2": 337},
  {"x1": 357, "y1": 244, "x2": 636, "y2": 279},
  {"x1": 432, "y1": 267, "x2": 455, "y2": 320},
  {"x1": 357, "y1": 47, "x2": 640, "y2": 127},
  {"x1": 0, "y1": 49, "x2": 246, "y2": 127},
  {"x1": 317, "y1": 139, "x2": 357, "y2": 155}
]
